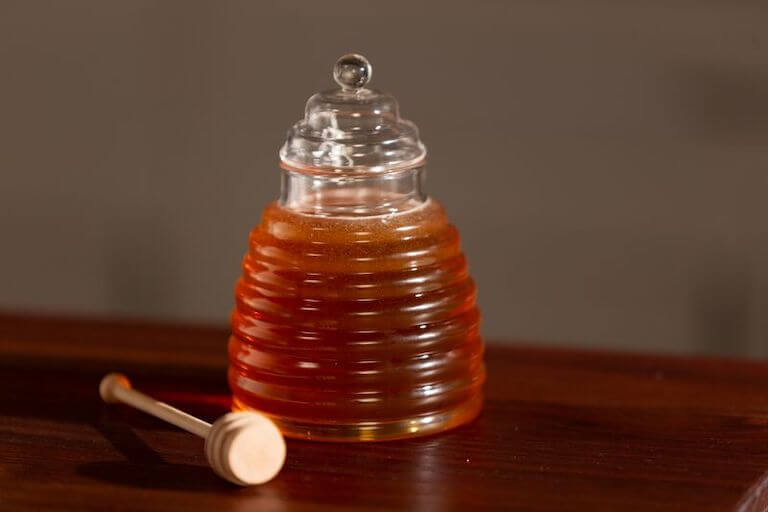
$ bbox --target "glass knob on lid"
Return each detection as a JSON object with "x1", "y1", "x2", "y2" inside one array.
[{"x1": 279, "y1": 54, "x2": 427, "y2": 175}]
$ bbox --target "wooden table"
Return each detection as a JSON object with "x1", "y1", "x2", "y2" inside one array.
[{"x1": 3, "y1": 313, "x2": 768, "y2": 511}]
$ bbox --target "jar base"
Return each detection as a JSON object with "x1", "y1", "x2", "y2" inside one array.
[{"x1": 231, "y1": 393, "x2": 483, "y2": 442}]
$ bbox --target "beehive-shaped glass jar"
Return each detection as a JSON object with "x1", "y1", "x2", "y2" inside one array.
[{"x1": 229, "y1": 54, "x2": 485, "y2": 441}]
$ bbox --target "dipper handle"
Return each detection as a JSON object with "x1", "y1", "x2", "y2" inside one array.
[{"x1": 99, "y1": 373, "x2": 211, "y2": 438}]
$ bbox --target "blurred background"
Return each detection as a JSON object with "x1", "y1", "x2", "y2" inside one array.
[{"x1": 1, "y1": 1, "x2": 767, "y2": 356}]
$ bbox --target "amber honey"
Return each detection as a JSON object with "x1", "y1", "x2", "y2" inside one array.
[{"x1": 229, "y1": 199, "x2": 485, "y2": 441}]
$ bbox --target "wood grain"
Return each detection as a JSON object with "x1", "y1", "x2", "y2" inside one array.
[{"x1": 2, "y1": 312, "x2": 768, "y2": 511}]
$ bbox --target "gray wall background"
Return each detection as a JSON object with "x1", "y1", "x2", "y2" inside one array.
[{"x1": 2, "y1": 1, "x2": 768, "y2": 356}]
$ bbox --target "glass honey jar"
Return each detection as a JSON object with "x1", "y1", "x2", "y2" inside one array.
[{"x1": 229, "y1": 54, "x2": 485, "y2": 441}]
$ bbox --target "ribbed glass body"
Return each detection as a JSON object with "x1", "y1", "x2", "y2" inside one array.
[{"x1": 228, "y1": 167, "x2": 485, "y2": 441}]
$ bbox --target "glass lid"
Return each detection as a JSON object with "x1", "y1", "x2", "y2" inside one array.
[{"x1": 279, "y1": 54, "x2": 427, "y2": 176}]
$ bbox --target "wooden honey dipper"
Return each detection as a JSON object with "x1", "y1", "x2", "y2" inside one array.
[{"x1": 99, "y1": 373, "x2": 286, "y2": 486}]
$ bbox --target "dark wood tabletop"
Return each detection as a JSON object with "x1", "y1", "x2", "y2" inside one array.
[{"x1": 3, "y1": 312, "x2": 768, "y2": 511}]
